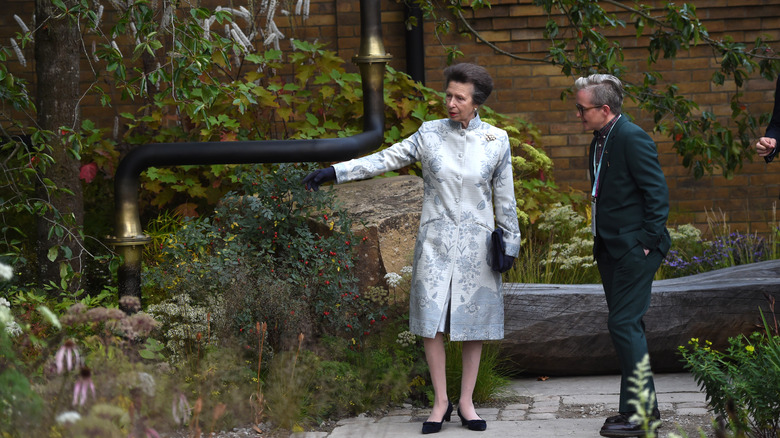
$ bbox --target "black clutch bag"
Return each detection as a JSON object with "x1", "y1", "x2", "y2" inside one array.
[{"x1": 490, "y1": 227, "x2": 506, "y2": 272}]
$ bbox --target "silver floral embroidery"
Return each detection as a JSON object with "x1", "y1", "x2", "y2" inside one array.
[{"x1": 333, "y1": 117, "x2": 521, "y2": 341}]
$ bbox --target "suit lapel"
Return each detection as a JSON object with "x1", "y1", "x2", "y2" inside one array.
[{"x1": 601, "y1": 116, "x2": 626, "y2": 172}]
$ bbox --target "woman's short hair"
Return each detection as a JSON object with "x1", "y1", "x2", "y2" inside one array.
[
  {"x1": 443, "y1": 63, "x2": 493, "y2": 105},
  {"x1": 574, "y1": 74, "x2": 624, "y2": 115}
]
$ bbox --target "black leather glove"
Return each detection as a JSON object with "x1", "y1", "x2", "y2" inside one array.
[
  {"x1": 491, "y1": 228, "x2": 515, "y2": 273},
  {"x1": 303, "y1": 166, "x2": 336, "y2": 191}
]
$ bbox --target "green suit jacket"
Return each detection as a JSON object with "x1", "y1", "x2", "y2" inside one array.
[{"x1": 589, "y1": 115, "x2": 671, "y2": 259}]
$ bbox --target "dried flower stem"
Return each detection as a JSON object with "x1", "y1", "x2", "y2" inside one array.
[
  {"x1": 189, "y1": 397, "x2": 203, "y2": 438},
  {"x1": 256, "y1": 321, "x2": 266, "y2": 395},
  {"x1": 208, "y1": 403, "x2": 227, "y2": 436},
  {"x1": 291, "y1": 332, "x2": 304, "y2": 383}
]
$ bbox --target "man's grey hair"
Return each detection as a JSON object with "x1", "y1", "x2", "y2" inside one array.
[{"x1": 574, "y1": 74, "x2": 624, "y2": 115}]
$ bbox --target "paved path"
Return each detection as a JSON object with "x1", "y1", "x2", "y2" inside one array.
[{"x1": 292, "y1": 373, "x2": 712, "y2": 438}]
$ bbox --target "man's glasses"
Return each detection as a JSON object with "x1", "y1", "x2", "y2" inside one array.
[{"x1": 575, "y1": 104, "x2": 604, "y2": 116}]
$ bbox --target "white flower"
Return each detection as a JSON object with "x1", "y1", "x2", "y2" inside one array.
[
  {"x1": 0, "y1": 306, "x2": 22, "y2": 337},
  {"x1": 0, "y1": 297, "x2": 10, "y2": 308},
  {"x1": 111, "y1": 40, "x2": 122, "y2": 57},
  {"x1": 0, "y1": 263, "x2": 12, "y2": 281},
  {"x1": 135, "y1": 372, "x2": 156, "y2": 397},
  {"x1": 9, "y1": 38, "x2": 26, "y2": 67},
  {"x1": 38, "y1": 305, "x2": 61, "y2": 329},
  {"x1": 13, "y1": 15, "x2": 30, "y2": 34},
  {"x1": 396, "y1": 330, "x2": 417, "y2": 347},
  {"x1": 400, "y1": 266, "x2": 413, "y2": 275},
  {"x1": 55, "y1": 411, "x2": 82, "y2": 425},
  {"x1": 384, "y1": 272, "x2": 402, "y2": 288}
]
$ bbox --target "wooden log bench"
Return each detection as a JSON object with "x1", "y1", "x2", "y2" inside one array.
[{"x1": 500, "y1": 259, "x2": 780, "y2": 375}]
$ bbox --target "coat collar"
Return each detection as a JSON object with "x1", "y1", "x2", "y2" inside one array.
[{"x1": 447, "y1": 114, "x2": 482, "y2": 130}]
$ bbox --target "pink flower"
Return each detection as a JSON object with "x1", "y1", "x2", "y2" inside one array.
[
  {"x1": 55, "y1": 339, "x2": 80, "y2": 374},
  {"x1": 72, "y1": 367, "x2": 96, "y2": 406}
]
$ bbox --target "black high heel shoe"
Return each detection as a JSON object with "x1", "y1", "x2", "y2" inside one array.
[
  {"x1": 422, "y1": 401, "x2": 453, "y2": 434},
  {"x1": 457, "y1": 407, "x2": 487, "y2": 431}
]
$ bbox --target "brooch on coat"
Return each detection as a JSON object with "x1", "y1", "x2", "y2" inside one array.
[{"x1": 485, "y1": 133, "x2": 496, "y2": 142}]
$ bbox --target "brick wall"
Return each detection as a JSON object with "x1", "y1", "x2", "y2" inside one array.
[
  {"x1": 2, "y1": 0, "x2": 779, "y2": 233},
  {"x1": 368, "y1": 0, "x2": 780, "y2": 234}
]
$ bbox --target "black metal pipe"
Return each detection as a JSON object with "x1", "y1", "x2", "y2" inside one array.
[{"x1": 109, "y1": 0, "x2": 391, "y2": 304}]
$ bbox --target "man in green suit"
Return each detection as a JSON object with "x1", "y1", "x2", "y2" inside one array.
[{"x1": 575, "y1": 74, "x2": 671, "y2": 438}]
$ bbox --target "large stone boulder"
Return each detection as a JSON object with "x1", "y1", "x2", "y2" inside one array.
[
  {"x1": 501, "y1": 259, "x2": 780, "y2": 375},
  {"x1": 326, "y1": 175, "x2": 422, "y2": 295}
]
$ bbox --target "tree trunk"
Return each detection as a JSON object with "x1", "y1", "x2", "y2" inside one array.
[{"x1": 34, "y1": 0, "x2": 84, "y2": 292}]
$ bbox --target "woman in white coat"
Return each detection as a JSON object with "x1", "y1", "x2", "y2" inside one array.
[{"x1": 304, "y1": 63, "x2": 521, "y2": 434}]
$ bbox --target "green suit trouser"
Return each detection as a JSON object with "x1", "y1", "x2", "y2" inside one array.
[{"x1": 596, "y1": 243, "x2": 663, "y2": 414}]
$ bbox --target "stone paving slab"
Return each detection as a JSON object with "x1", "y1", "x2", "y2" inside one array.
[{"x1": 292, "y1": 373, "x2": 714, "y2": 438}]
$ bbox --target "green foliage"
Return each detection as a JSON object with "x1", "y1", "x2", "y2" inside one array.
[
  {"x1": 0, "y1": 291, "x2": 179, "y2": 437},
  {"x1": 506, "y1": 202, "x2": 780, "y2": 284},
  {"x1": 443, "y1": 340, "x2": 512, "y2": 404},
  {"x1": 263, "y1": 348, "x2": 322, "y2": 431},
  {"x1": 145, "y1": 292, "x2": 216, "y2": 363},
  {"x1": 314, "y1": 346, "x2": 413, "y2": 419},
  {"x1": 661, "y1": 210, "x2": 780, "y2": 279},
  {"x1": 506, "y1": 203, "x2": 599, "y2": 284},
  {"x1": 113, "y1": 18, "x2": 559, "y2": 224},
  {"x1": 1, "y1": 29, "x2": 118, "y2": 287},
  {"x1": 624, "y1": 354, "x2": 662, "y2": 438},
  {"x1": 0, "y1": 317, "x2": 43, "y2": 434},
  {"x1": 3, "y1": 0, "x2": 562, "y2": 292},
  {"x1": 142, "y1": 163, "x2": 378, "y2": 358},
  {"x1": 678, "y1": 309, "x2": 780, "y2": 438},
  {"x1": 88, "y1": 0, "x2": 558, "y2": 223},
  {"x1": 174, "y1": 344, "x2": 256, "y2": 433}
]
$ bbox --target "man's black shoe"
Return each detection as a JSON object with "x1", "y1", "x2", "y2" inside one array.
[{"x1": 599, "y1": 412, "x2": 662, "y2": 438}]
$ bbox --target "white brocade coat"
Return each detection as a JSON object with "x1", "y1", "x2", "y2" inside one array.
[{"x1": 333, "y1": 116, "x2": 521, "y2": 341}]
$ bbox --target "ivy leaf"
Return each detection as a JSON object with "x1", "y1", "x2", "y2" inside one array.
[{"x1": 47, "y1": 246, "x2": 58, "y2": 262}]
